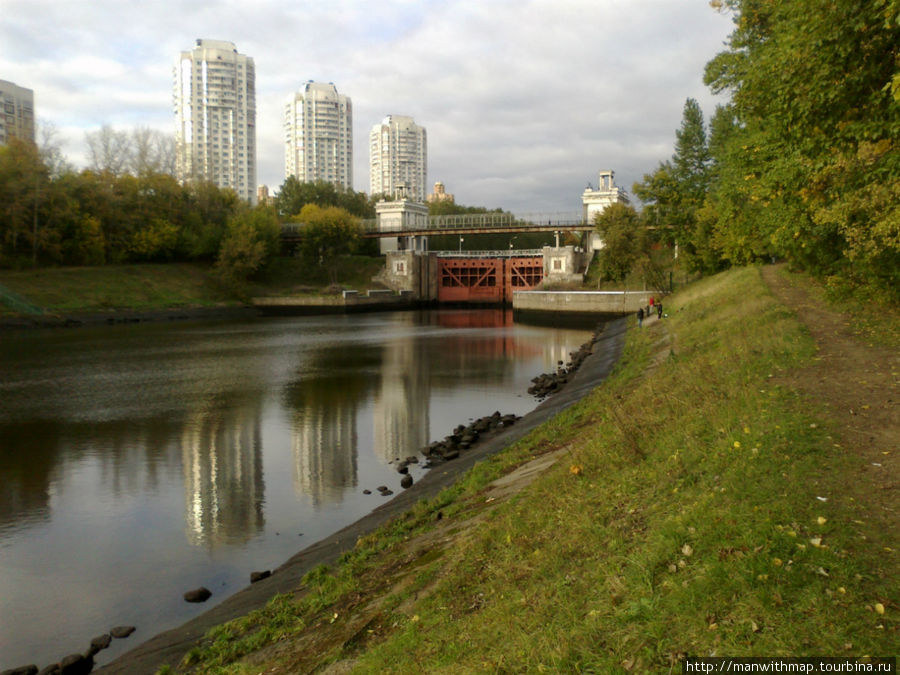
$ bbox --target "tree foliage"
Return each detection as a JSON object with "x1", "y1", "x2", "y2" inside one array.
[
  {"x1": 0, "y1": 138, "x2": 244, "y2": 269},
  {"x1": 215, "y1": 205, "x2": 281, "y2": 285},
  {"x1": 294, "y1": 204, "x2": 361, "y2": 282},
  {"x1": 702, "y1": 0, "x2": 900, "y2": 293},
  {"x1": 593, "y1": 203, "x2": 647, "y2": 282},
  {"x1": 276, "y1": 177, "x2": 375, "y2": 220},
  {"x1": 634, "y1": 1, "x2": 900, "y2": 297},
  {"x1": 633, "y1": 98, "x2": 717, "y2": 273}
]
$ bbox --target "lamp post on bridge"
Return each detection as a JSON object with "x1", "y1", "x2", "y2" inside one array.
[{"x1": 459, "y1": 236, "x2": 464, "y2": 253}]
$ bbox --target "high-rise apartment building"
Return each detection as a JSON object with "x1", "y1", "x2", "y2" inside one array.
[
  {"x1": 284, "y1": 82, "x2": 353, "y2": 189},
  {"x1": 369, "y1": 115, "x2": 427, "y2": 201},
  {"x1": 0, "y1": 80, "x2": 35, "y2": 146},
  {"x1": 174, "y1": 39, "x2": 256, "y2": 202}
]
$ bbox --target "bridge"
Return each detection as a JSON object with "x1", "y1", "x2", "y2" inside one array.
[
  {"x1": 280, "y1": 212, "x2": 589, "y2": 241},
  {"x1": 360, "y1": 211, "x2": 588, "y2": 237},
  {"x1": 279, "y1": 211, "x2": 599, "y2": 306}
]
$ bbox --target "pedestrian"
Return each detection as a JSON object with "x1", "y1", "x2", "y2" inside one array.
[
  {"x1": 649, "y1": 296, "x2": 655, "y2": 313},
  {"x1": 637, "y1": 306, "x2": 644, "y2": 327},
  {"x1": 657, "y1": 302, "x2": 663, "y2": 319}
]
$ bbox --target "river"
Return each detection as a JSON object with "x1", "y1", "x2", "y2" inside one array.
[{"x1": 0, "y1": 308, "x2": 595, "y2": 670}]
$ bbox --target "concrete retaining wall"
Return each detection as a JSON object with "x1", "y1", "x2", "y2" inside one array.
[
  {"x1": 513, "y1": 290, "x2": 655, "y2": 315},
  {"x1": 252, "y1": 292, "x2": 415, "y2": 315}
]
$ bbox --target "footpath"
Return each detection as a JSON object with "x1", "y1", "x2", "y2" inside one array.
[{"x1": 760, "y1": 266, "x2": 899, "y2": 557}]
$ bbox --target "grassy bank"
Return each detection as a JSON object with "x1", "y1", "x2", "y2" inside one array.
[
  {"x1": 162, "y1": 265, "x2": 897, "y2": 673},
  {"x1": 0, "y1": 256, "x2": 387, "y2": 316},
  {"x1": 0, "y1": 263, "x2": 235, "y2": 315}
]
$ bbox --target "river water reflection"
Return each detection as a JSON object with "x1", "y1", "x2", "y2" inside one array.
[{"x1": 0, "y1": 309, "x2": 593, "y2": 668}]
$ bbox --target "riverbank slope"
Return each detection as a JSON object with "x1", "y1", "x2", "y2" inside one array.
[
  {"x1": 105, "y1": 264, "x2": 898, "y2": 673},
  {"x1": 0, "y1": 258, "x2": 388, "y2": 326}
]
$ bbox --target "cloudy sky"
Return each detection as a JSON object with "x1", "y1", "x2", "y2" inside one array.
[{"x1": 1, "y1": 0, "x2": 735, "y2": 213}]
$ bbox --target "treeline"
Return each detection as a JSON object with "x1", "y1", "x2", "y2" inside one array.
[
  {"x1": 0, "y1": 137, "x2": 258, "y2": 269},
  {"x1": 0, "y1": 135, "x2": 383, "y2": 283},
  {"x1": 605, "y1": 0, "x2": 900, "y2": 299}
]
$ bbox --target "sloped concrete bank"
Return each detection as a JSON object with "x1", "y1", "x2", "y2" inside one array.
[{"x1": 95, "y1": 316, "x2": 628, "y2": 675}]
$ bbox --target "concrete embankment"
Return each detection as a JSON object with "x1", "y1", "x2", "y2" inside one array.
[
  {"x1": 513, "y1": 289, "x2": 655, "y2": 318},
  {"x1": 95, "y1": 316, "x2": 628, "y2": 675},
  {"x1": 252, "y1": 290, "x2": 417, "y2": 315}
]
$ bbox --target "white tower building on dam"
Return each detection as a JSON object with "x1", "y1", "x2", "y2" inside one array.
[
  {"x1": 582, "y1": 169, "x2": 630, "y2": 222},
  {"x1": 174, "y1": 39, "x2": 257, "y2": 203}
]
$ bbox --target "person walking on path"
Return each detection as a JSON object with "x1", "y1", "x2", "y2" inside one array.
[
  {"x1": 637, "y1": 307, "x2": 645, "y2": 327},
  {"x1": 657, "y1": 302, "x2": 663, "y2": 319}
]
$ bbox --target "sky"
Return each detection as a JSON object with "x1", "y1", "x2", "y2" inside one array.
[{"x1": 1, "y1": 0, "x2": 736, "y2": 214}]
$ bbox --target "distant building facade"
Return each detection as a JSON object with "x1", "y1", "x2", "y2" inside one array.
[
  {"x1": 426, "y1": 181, "x2": 454, "y2": 204},
  {"x1": 369, "y1": 115, "x2": 427, "y2": 201},
  {"x1": 174, "y1": 39, "x2": 256, "y2": 203},
  {"x1": 284, "y1": 81, "x2": 353, "y2": 189},
  {"x1": 0, "y1": 80, "x2": 35, "y2": 146},
  {"x1": 257, "y1": 184, "x2": 275, "y2": 206}
]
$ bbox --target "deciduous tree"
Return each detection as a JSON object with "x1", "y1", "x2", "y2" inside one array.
[
  {"x1": 294, "y1": 204, "x2": 361, "y2": 283},
  {"x1": 593, "y1": 203, "x2": 646, "y2": 282}
]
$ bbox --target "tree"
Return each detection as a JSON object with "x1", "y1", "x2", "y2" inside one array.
[
  {"x1": 85, "y1": 124, "x2": 132, "y2": 177},
  {"x1": 593, "y1": 203, "x2": 647, "y2": 282},
  {"x1": 37, "y1": 121, "x2": 72, "y2": 179},
  {"x1": 215, "y1": 205, "x2": 281, "y2": 285},
  {"x1": 294, "y1": 204, "x2": 361, "y2": 283},
  {"x1": 181, "y1": 181, "x2": 240, "y2": 260},
  {"x1": 130, "y1": 127, "x2": 175, "y2": 176},
  {"x1": 704, "y1": 0, "x2": 900, "y2": 293},
  {"x1": 0, "y1": 138, "x2": 50, "y2": 266},
  {"x1": 633, "y1": 98, "x2": 713, "y2": 272},
  {"x1": 276, "y1": 178, "x2": 374, "y2": 220}
]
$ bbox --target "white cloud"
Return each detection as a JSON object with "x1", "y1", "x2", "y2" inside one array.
[{"x1": 0, "y1": 0, "x2": 734, "y2": 211}]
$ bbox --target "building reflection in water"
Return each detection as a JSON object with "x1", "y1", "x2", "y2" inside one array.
[
  {"x1": 278, "y1": 310, "x2": 594, "y2": 510},
  {"x1": 291, "y1": 400, "x2": 358, "y2": 507},
  {"x1": 283, "y1": 348, "x2": 379, "y2": 506},
  {"x1": 373, "y1": 317, "x2": 430, "y2": 462},
  {"x1": 181, "y1": 404, "x2": 265, "y2": 547}
]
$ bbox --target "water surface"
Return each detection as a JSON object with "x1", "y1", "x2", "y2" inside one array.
[{"x1": 0, "y1": 309, "x2": 593, "y2": 668}]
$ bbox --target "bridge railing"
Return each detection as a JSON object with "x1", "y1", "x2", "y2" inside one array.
[
  {"x1": 432, "y1": 249, "x2": 545, "y2": 258},
  {"x1": 357, "y1": 212, "x2": 588, "y2": 234}
]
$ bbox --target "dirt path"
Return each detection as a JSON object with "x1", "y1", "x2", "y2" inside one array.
[{"x1": 761, "y1": 265, "x2": 899, "y2": 548}]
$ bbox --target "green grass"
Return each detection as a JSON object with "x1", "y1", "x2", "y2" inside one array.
[
  {"x1": 246, "y1": 255, "x2": 387, "y2": 296},
  {"x1": 348, "y1": 267, "x2": 897, "y2": 672},
  {"x1": 0, "y1": 256, "x2": 389, "y2": 315},
  {"x1": 166, "y1": 265, "x2": 898, "y2": 674},
  {"x1": 0, "y1": 263, "x2": 235, "y2": 313}
]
